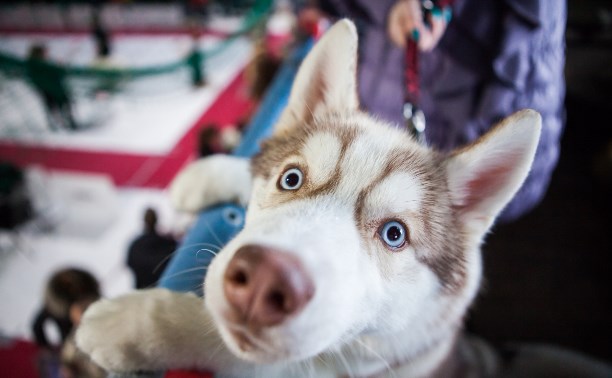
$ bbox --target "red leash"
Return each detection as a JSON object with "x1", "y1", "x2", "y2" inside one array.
[
  {"x1": 403, "y1": 37, "x2": 426, "y2": 143},
  {"x1": 403, "y1": 1, "x2": 453, "y2": 143},
  {"x1": 404, "y1": 38, "x2": 421, "y2": 106}
]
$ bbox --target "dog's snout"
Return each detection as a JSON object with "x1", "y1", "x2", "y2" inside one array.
[{"x1": 223, "y1": 245, "x2": 314, "y2": 329}]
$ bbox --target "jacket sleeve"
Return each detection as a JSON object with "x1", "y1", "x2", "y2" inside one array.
[{"x1": 491, "y1": 0, "x2": 567, "y2": 222}]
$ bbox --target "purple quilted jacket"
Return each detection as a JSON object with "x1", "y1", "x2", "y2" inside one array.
[{"x1": 319, "y1": 0, "x2": 566, "y2": 222}]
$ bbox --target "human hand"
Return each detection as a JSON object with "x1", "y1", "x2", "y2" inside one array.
[{"x1": 388, "y1": 0, "x2": 451, "y2": 51}]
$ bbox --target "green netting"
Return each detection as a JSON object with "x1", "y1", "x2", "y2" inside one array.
[
  {"x1": 0, "y1": 0, "x2": 272, "y2": 133},
  {"x1": 0, "y1": 0, "x2": 272, "y2": 81}
]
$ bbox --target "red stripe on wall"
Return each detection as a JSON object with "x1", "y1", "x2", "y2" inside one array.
[{"x1": 0, "y1": 70, "x2": 253, "y2": 188}]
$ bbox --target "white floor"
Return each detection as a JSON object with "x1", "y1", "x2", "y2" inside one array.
[{"x1": 0, "y1": 28, "x2": 251, "y2": 342}]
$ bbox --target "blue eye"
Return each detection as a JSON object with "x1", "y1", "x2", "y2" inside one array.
[
  {"x1": 279, "y1": 168, "x2": 303, "y2": 190},
  {"x1": 379, "y1": 221, "x2": 407, "y2": 249}
]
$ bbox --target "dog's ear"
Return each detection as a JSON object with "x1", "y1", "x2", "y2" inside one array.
[
  {"x1": 446, "y1": 109, "x2": 542, "y2": 235},
  {"x1": 275, "y1": 19, "x2": 359, "y2": 133}
]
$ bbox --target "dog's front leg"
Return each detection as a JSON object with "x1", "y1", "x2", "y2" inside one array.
[{"x1": 75, "y1": 288, "x2": 256, "y2": 375}]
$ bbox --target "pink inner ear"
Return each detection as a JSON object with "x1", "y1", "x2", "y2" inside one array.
[{"x1": 461, "y1": 163, "x2": 513, "y2": 213}]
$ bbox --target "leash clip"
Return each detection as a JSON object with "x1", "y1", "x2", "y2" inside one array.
[{"x1": 403, "y1": 102, "x2": 426, "y2": 145}]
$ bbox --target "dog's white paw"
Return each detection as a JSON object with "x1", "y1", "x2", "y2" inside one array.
[
  {"x1": 76, "y1": 291, "x2": 156, "y2": 372},
  {"x1": 75, "y1": 288, "x2": 209, "y2": 372},
  {"x1": 169, "y1": 155, "x2": 251, "y2": 213}
]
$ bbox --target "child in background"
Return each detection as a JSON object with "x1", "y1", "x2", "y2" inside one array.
[{"x1": 32, "y1": 268, "x2": 105, "y2": 377}]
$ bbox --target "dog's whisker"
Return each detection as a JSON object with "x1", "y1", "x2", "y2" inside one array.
[
  {"x1": 189, "y1": 283, "x2": 206, "y2": 296},
  {"x1": 180, "y1": 241, "x2": 223, "y2": 251},
  {"x1": 332, "y1": 348, "x2": 355, "y2": 378},
  {"x1": 206, "y1": 340, "x2": 226, "y2": 363},
  {"x1": 201, "y1": 218, "x2": 225, "y2": 248},
  {"x1": 200, "y1": 324, "x2": 217, "y2": 338},
  {"x1": 297, "y1": 360, "x2": 310, "y2": 378},
  {"x1": 315, "y1": 354, "x2": 332, "y2": 371},
  {"x1": 354, "y1": 338, "x2": 397, "y2": 378},
  {"x1": 152, "y1": 249, "x2": 181, "y2": 274},
  {"x1": 150, "y1": 242, "x2": 222, "y2": 276},
  {"x1": 195, "y1": 248, "x2": 218, "y2": 260},
  {"x1": 195, "y1": 318, "x2": 218, "y2": 340},
  {"x1": 153, "y1": 266, "x2": 208, "y2": 284},
  {"x1": 304, "y1": 101, "x2": 317, "y2": 122},
  {"x1": 171, "y1": 242, "x2": 222, "y2": 253},
  {"x1": 305, "y1": 358, "x2": 317, "y2": 378}
]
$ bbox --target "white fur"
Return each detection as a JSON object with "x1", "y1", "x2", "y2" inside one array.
[
  {"x1": 301, "y1": 132, "x2": 342, "y2": 186},
  {"x1": 169, "y1": 154, "x2": 251, "y2": 212},
  {"x1": 366, "y1": 172, "x2": 423, "y2": 216},
  {"x1": 76, "y1": 20, "x2": 541, "y2": 378}
]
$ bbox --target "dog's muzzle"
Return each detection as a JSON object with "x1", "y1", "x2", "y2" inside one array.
[{"x1": 223, "y1": 245, "x2": 315, "y2": 332}]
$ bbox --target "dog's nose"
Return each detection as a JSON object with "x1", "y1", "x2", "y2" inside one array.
[{"x1": 223, "y1": 245, "x2": 314, "y2": 328}]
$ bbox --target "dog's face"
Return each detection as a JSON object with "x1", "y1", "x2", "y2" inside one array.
[{"x1": 204, "y1": 20, "x2": 541, "y2": 366}]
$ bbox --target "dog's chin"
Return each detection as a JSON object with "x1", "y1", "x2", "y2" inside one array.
[{"x1": 216, "y1": 319, "x2": 326, "y2": 365}]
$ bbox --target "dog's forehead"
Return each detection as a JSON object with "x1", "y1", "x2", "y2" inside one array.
[{"x1": 303, "y1": 113, "x2": 430, "y2": 194}]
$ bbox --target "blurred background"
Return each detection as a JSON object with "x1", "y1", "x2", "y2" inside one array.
[{"x1": 0, "y1": 0, "x2": 610, "y2": 377}]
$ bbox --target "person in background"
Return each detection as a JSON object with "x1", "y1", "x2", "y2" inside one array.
[
  {"x1": 187, "y1": 27, "x2": 206, "y2": 88},
  {"x1": 197, "y1": 125, "x2": 224, "y2": 157},
  {"x1": 183, "y1": 0, "x2": 209, "y2": 89},
  {"x1": 244, "y1": 38, "x2": 282, "y2": 102},
  {"x1": 92, "y1": 9, "x2": 111, "y2": 64},
  {"x1": 90, "y1": 9, "x2": 123, "y2": 98},
  {"x1": 32, "y1": 268, "x2": 100, "y2": 349},
  {"x1": 31, "y1": 268, "x2": 104, "y2": 377},
  {"x1": 183, "y1": 0, "x2": 211, "y2": 25},
  {"x1": 26, "y1": 44, "x2": 78, "y2": 131},
  {"x1": 126, "y1": 207, "x2": 178, "y2": 289},
  {"x1": 305, "y1": 0, "x2": 566, "y2": 223}
]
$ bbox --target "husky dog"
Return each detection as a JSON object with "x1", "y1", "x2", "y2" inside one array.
[{"x1": 77, "y1": 20, "x2": 606, "y2": 377}]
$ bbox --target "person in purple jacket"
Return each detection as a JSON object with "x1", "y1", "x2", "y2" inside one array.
[{"x1": 313, "y1": 0, "x2": 566, "y2": 222}]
